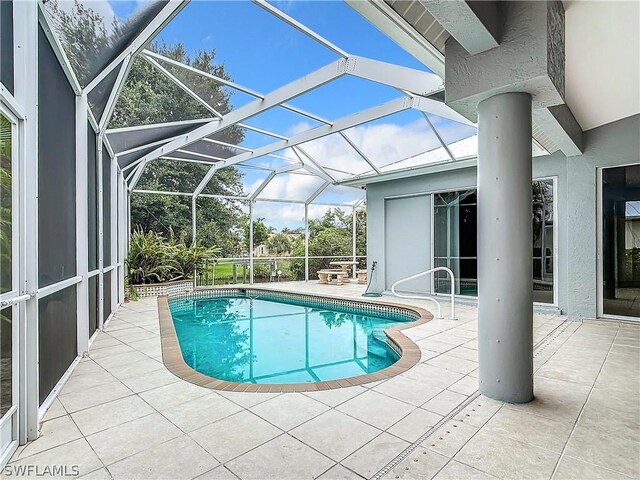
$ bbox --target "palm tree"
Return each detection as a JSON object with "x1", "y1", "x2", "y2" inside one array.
[{"x1": 266, "y1": 233, "x2": 292, "y2": 256}]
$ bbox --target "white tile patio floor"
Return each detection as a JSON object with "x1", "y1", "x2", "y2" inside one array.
[{"x1": 6, "y1": 282, "x2": 639, "y2": 480}]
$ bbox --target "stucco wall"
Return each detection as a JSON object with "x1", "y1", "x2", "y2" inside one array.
[
  {"x1": 366, "y1": 114, "x2": 639, "y2": 319},
  {"x1": 565, "y1": 114, "x2": 640, "y2": 319}
]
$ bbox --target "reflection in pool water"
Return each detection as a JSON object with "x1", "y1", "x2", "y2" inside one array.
[{"x1": 168, "y1": 295, "x2": 412, "y2": 384}]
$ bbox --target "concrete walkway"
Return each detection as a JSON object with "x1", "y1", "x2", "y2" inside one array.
[{"x1": 6, "y1": 282, "x2": 639, "y2": 479}]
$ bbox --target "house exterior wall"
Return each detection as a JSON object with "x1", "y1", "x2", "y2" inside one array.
[{"x1": 366, "y1": 114, "x2": 639, "y2": 320}]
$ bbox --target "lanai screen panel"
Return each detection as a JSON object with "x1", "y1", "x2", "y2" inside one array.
[
  {"x1": 118, "y1": 145, "x2": 161, "y2": 171},
  {"x1": 148, "y1": 53, "x2": 256, "y2": 112},
  {"x1": 0, "y1": 0, "x2": 13, "y2": 93},
  {"x1": 154, "y1": 0, "x2": 338, "y2": 93},
  {"x1": 178, "y1": 139, "x2": 242, "y2": 161},
  {"x1": 294, "y1": 134, "x2": 372, "y2": 177},
  {"x1": 137, "y1": 158, "x2": 212, "y2": 193},
  {"x1": 107, "y1": 120, "x2": 210, "y2": 155},
  {"x1": 342, "y1": 109, "x2": 442, "y2": 173},
  {"x1": 38, "y1": 286, "x2": 77, "y2": 405},
  {"x1": 242, "y1": 153, "x2": 299, "y2": 171},
  {"x1": 195, "y1": 198, "x2": 248, "y2": 256},
  {"x1": 110, "y1": 56, "x2": 214, "y2": 128},
  {"x1": 103, "y1": 271, "x2": 111, "y2": 322},
  {"x1": 201, "y1": 165, "x2": 262, "y2": 197},
  {"x1": 312, "y1": 184, "x2": 365, "y2": 207},
  {"x1": 88, "y1": 60, "x2": 123, "y2": 121},
  {"x1": 89, "y1": 275, "x2": 99, "y2": 335},
  {"x1": 38, "y1": 25, "x2": 76, "y2": 287},
  {"x1": 286, "y1": 75, "x2": 401, "y2": 121},
  {"x1": 269, "y1": 0, "x2": 427, "y2": 70},
  {"x1": 242, "y1": 106, "x2": 322, "y2": 138},
  {"x1": 256, "y1": 171, "x2": 326, "y2": 202},
  {"x1": 42, "y1": 0, "x2": 169, "y2": 87}
]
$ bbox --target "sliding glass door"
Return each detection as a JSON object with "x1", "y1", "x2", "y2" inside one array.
[
  {"x1": 433, "y1": 179, "x2": 556, "y2": 304},
  {"x1": 0, "y1": 107, "x2": 22, "y2": 463},
  {"x1": 601, "y1": 165, "x2": 640, "y2": 319}
]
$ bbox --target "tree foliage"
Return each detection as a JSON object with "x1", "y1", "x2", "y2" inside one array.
[
  {"x1": 43, "y1": 1, "x2": 371, "y2": 267},
  {"x1": 46, "y1": 0, "x2": 112, "y2": 86},
  {"x1": 111, "y1": 42, "x2": 247, "y2": 255},
  {"x1": 290, "y1": 208, "x2": 366, "y2": 279},
  {"x1": 125, "y1": 228, "x2": 219, "y2": 286},
  {"x1": 46, "y1": 1, "x2": 249, "y2": 256},
  {"x1": 266, "y1": 233, "x2": 292, "y2": 256},
  {"x1": 0, "y1": 114, "x2": 12, "y2": 294},
  {"x1": 243, "y1": 218, "x2": 272, "y2": 251}
]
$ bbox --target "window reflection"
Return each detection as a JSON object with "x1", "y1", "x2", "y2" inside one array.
[
  {"x1": 433, "y1": 181, "x2": 555, "y2": 304},
  {"x1": 0, "y1": 113, "x2": 12, "y2": 295},
  {"x1": 602, "y1": 165, "x2": 640, "y2": 318}
]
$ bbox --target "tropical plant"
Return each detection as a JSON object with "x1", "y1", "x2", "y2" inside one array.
[
  {"x1": 167, "y1": 229, "x2": 221, "y2": 279},
  {"x1": 125, "y1": 230, "x2": 177, "y2": 285},
  {"x1": 0, "y1": 114, "x2": 12, "y2": 295},
  {"x1": 124, "y1": 228, "x2": 219, "y2": 286},
  {"x1": 244, "y1": 217, "x2": 272, "y2": 251},
  {"x1": 266, "y1": 233, "x2": 292, "y2": 256}
]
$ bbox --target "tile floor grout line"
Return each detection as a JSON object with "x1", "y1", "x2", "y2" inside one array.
[
  {"x1": 370, "y1": 318, "x2": 574, "y2": 480},
  {"x1": 65, "y1": 413, "x2": 112, "y2": 478},
  {"x1": 549, "y1": 323, "x2": 622, "y2": 480},
  {"x1": 370, "y1": 391, "x2": 483, "y2": 480},
  {"x1": 430, "y1": 404, "x2": 506, "y2": 480}
]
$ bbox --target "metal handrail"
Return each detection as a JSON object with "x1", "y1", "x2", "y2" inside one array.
[{"x1": 390, "y1": 267, "x2": 457, "y2": 320}]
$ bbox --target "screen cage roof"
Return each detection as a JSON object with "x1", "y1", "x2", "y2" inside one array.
[{"x1": 41, "y1": 0, "x2": 550, "y2": 209}]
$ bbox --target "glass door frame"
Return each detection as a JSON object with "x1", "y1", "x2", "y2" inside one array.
[
  {"x1": 0, "y1": 99, "x2": 25, "y2": 466},
  {"x1": 597, "y1": 164, "x2": 640, "y2": 322},
  {"x1": 427, "y1": 176, "x2": 559, "y2": 308}
]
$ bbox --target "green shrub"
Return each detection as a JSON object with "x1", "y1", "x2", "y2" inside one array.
[{"x1": 125, "y1": 228, "x2": 219, "y2": 285}]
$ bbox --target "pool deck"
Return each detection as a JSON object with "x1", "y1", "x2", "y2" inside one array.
[{"x1": 7, "y1": 281, "x2": 640, "y2": 479}]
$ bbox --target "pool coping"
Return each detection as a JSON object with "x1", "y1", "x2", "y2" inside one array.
[{"x1": 157, "y1": 286, "x2": 433, "y2": 393}]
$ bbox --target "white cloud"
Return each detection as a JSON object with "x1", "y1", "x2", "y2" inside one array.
[
  {"x1": 242, "y1": 116, "x2": 477, "y2": 226},
  {"x1": 253, "y1": 202, "x2": 305, "y2": 229},
  {"x1": 290, "y1": 116, "x2": 478, "y2": 174},
  {"x1": 258, "y1": 172, "x2": 325, "y2": 201},
  {"x1": 252, "y1": 202, "x2": 354, "y2": 231}
]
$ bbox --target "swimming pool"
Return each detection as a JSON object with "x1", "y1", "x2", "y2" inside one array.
[{"x1": 160, "y1": 289, "x2": 427, "y2": 390}]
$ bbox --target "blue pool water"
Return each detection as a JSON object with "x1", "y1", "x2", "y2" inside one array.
[{"x1": 168, "y1": 294, "x2": 413, "y2": 384}]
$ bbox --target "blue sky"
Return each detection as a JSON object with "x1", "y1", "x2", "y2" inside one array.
[{"x1": 107, "y1": 0, "x2": 477, "y2": 229}]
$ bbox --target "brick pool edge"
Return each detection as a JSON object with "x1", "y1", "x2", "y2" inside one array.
[{"x1": 156, "y1": 287, "x2": 433, "y2": 393}]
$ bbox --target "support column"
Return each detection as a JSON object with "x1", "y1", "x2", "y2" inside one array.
[
  {"x1": 352, "y1": 206, "x2": 357, "y2": 279},
  {"x1": 304, "y1": 204, "x2": 309, "y2": 282},
  {"x1": 477, "y1": 92, "x2": 533, "y2": 404},
  {"x1": 75, "y1": 95, "x2": 89, "y2": 356},
  {"x1": 97, "y1": 128, "x2": 104, "y2": 330},
  {"x1": 249, "y1": 201, "x2": 254, "y2": 285},
  {"x1": 14, "y1": 0, "x2": 40, "y2": 442},
  {"x1": 191, "y1": 196, "x2": 197, "y2": 243}
]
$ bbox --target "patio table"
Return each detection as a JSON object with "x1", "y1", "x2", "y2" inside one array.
[{"x1": 329, "y1": 261, "x2": 358, "y2": 281}]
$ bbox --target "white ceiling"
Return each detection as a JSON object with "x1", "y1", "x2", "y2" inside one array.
[{"x1": 564, "y1": 0, "x2": 640, "y2": 131}]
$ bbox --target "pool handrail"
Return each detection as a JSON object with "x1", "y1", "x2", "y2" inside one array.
[{"x1": 390, "y1": 267, "x2": 457, "y2": 320}]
